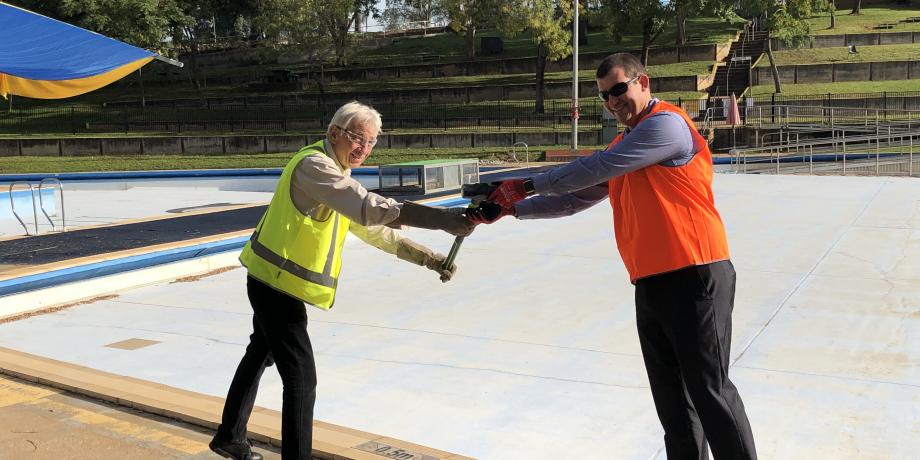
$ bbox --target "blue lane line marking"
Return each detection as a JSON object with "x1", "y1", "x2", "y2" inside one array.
[
  {"x1": 0, "y1": 169, "x2": 283, "y2": 183},
  {"x1": 0, "y1": 236, "x2": 250, "y2": 297},
  {"x1": 0, "y1": 167, "x2": 377, "y2": 183},
  {"x1": 0, "y1": 196, "x2": 467, "y2": 297}
]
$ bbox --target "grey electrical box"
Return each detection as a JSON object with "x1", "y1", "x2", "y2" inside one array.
[{"x1": 480, "y1": 37, "x2": 503, "y2": 55}]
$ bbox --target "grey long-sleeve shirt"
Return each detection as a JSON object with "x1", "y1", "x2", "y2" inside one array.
[
  {"x1": 289, "y1": 140, "x2": 406, "y2": 255},
  {"x1": 515, "y1": 99, "x2": 698, "y2": 219}
]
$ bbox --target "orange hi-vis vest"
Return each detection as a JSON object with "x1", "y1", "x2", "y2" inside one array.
[{"x1": 607, "y1": 101, "x2": 729, "y2": 282}]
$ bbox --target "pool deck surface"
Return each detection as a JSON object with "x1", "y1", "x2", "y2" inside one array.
[
  {"x1": 0, "y1": 371, "x2": 282, "y2": 459},
  {"x1": 0, "y1": 172, "x2": 918, "y2": 459}
]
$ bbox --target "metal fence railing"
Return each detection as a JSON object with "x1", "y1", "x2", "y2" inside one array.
[
  {"x1": 3, "y1": 91, "x2": 919, "y2": 137},
  {"x1": 742, "y1": 105, "x2": 920, "y2": 130},
  {"x1": 701, "y1": 91, "x2": 920, "y2": 125},
  {"x1": 0, "y1": 100, "x2": 612, "y2": 136},
  {"x1": 0, "y1": 98, "x2": 715, "y2": 136},
  {"x1": 729, "y1": 124, "x2": 920, "y2": 177},
  {"x1": 755, "y1": 91, "x2": 920, "y2": 112}
]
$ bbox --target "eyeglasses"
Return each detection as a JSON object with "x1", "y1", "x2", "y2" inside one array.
[
  {"x1": 598, "y1": 75, "x2": 641, "y2": 101},
  {"x1": 338, "y1": 126, "x2": 377, "y2": 148}
]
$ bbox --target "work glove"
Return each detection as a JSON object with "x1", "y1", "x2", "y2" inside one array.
[
  {"x1": 390, "y1": 201, "x2": 475, "y2": 237},
  {"x1": 468, "y1": 201, "x2": 514, "y2": 224},
  {"x1": 487, "y1": 178, "x2": 534, "y2": 208},
  {"x1": 397, "y1": 239, "x2": 457, "y2": 282}
]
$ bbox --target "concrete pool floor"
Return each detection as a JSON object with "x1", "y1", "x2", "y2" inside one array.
[{"x1": 0, "y1": 172, "x2": 918, "y2": 459}]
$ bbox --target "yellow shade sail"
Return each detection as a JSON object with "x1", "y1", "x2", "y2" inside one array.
[{"x1": 0, "y1": 57, "x2": 153, "y2": 100}]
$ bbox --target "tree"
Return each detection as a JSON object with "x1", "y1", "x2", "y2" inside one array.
[
  {"x1": 442, "y1": 0, "x2": 510, "y2": 58},
  {"x1": 172, "y1": 1, "x2": 220, "y2": 46},
  {"x1": 6, "y1": 0, "x2": 60, "y2": 17},
  {"x1": 597, "y1": 0, "x2": 672, "y2": 66},
  {"x1": 353, "y1": 0, "x2": 378, "y2": 33},
  {"x1": 187, "y1": 0, "x2": 261, "y2": 41},
  {"x1": 169, "y1": 1, "x2": 221, "y2": 92},
  {"x1": 232, "y1": 15, "x2": 253, "y2": 41},
  {"x1": 254, "y1": 0, "x2": 369, "y2": 66},
  {"x1": 316, "y1": 0, "x2": 359, "y2": 65},
  {"x1": 738, "y1": 0, "x2": 817, "y2": 93},
  {"x1": 851, "y1": 0, "x2": 861, "y2": 15},
  {"x1": 59, "y1": 0, "x2": 188, "y2": 49},
  {"x1": 381, "y1": 0, "x2": 447, "y2": 31},
  {"x1": 674, "y1": 0, "x2": 704, "y2": 45},
  {"x1": 676, "y1": 0, "x2": 737, "y2": 45},
  {"x1": 503, "y1": 1, "x2": 573, "y2": 113},
  {"x1": 10, "y1": 0, "x2": 189, "y2": 50}
]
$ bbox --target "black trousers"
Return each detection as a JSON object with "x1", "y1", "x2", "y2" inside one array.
[
  {"x1": 216, "y1": 276, "x2": 316, "y2": 460},
  {"x1": 635, "y1": 261, "x2": 757, "y2": 460}
]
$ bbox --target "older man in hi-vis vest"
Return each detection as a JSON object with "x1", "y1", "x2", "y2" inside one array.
[{"x1": 210, "y1": 101, "x2": 474, "y2": 460}]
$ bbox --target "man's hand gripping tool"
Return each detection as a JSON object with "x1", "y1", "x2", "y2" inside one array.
[{"x1": 441, "y1": 182, "x2": 502, "y2": 271}]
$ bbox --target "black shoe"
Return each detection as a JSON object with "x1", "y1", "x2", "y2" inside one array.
[{"x1": 209, "y1": 437, "x2": 263, "y2": 460}]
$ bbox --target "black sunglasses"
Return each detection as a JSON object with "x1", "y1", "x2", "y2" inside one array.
[{"x1": 598, "y1": 75, "x2": 641, "y2": 101}]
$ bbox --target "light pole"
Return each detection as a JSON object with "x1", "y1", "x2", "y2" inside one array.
[{"x1": 571, "y1": 0, "x2": 579, "y2": 154}]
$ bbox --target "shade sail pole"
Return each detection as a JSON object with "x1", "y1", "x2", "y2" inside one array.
[{"x1": 154, "y1": 54, "x2": 184, "y2": 68}]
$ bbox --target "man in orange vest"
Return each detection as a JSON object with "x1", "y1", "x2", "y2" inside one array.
[{"x1": 470, "y1": 53, "x2": 757, "y2": 459}]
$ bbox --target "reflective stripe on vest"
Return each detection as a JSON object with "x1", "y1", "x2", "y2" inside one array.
[
  {"x1": 239, "y1": 140, "x2": 351, "y2": 309},
  {"x1": 247, "y1": 225, "x2": 338, "y2": 289},
  {"x1": 607, "y1": 101, "x2": 730, "y2": 282}
]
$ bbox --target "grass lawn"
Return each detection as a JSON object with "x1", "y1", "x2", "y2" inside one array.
[
  {"x1": 749, "y1": 79, "x2": 920, "y2": 96},
  {"x1": 0, "y1": 145, "x2": 609, "y2": 174},
  {"x1": 10, "y1": 16, "x2": 734, "y2": 109},
  {"x1": 807, "y1": 6, "x2": 920, "y2": 35},
  {"x1": 755, "y1": 43, "x2": 920, "y2": 66},
  {"x1": 646, "y1": 61, "x2": 716, "y2": 78},
  {"x1": 655, "y1": 91, "x2": 709, "y2": 101},
  {"x1": 353, "y1": 16, "x2": 745, "y2": 66},
  {"x1": 34, "y1": 61, "x2": 711, "y2": 108},
  {"x1": 10, "y1": 61, "x2": 713, "y2": 112}
]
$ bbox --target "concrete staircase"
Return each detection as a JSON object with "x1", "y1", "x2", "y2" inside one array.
[{"x1": 708, "y1": 27, "x2": 768, "y2": 99}]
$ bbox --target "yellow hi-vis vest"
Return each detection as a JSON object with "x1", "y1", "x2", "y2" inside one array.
[{"x1": 239, "y1": 141, "x2": 351, "y2": 309}]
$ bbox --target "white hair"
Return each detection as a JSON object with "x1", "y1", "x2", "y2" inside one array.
[{"x1": 326, "y1": 101, "x2": 382, "y2": 136}]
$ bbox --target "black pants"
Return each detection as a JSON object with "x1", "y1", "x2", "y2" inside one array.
[
  {"x1": 215, "y1": 276, "x2": 316, "y2": 460},
  {"x1": 635, "y1": 261, "x2": 757, "y2": 460}
]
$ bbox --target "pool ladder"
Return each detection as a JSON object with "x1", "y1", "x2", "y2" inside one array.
[
  {"x1": 8, "y1": 178, "x2": 66, "y2": 236},
  {"x1": 512, "y1": 142, "x2": 530, "y2": 166}
]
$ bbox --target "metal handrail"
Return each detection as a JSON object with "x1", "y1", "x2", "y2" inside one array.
[
  {"x1": 743, "y1": 104, "x2": 920, "y2": 129},
  {"x1": 699, "y1": 103, "x2": 742, "y2": 130},
  {"x1": 734, "y1": 129, "x2": 920, "y2": 155},
  {"x1": 9, "y1": 182, "x2": 39, "y2": 236},
  {"x1": 700, "y1": 106, "x2": 725, "y2": 129},
  {"x1": 38, "y1": 178, "x2": 66, "y2": 233},
  {"x1": 759, "y1": 122, "x2": 917, "y2": 148},
  {"x1": 730, "y1": 128, "x2": 920, "y2": 175},
  {"x1": 512, "y1": 142, "x2": 529, "y2": 166}
]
